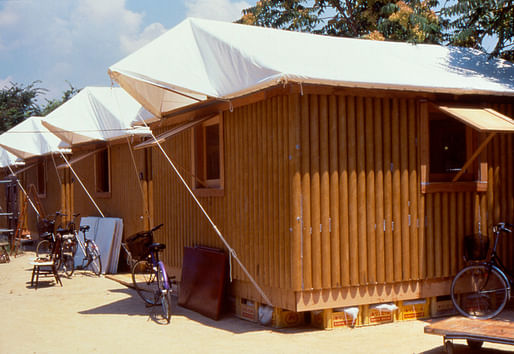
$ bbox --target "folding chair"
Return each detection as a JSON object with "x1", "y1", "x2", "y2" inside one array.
[{"x1": 30, "y1": 235, "x2": 62, "y2": 289}]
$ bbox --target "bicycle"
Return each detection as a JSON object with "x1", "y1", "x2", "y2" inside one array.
[
  {"x1": 451, "y1": 222, "x2": 513, "y2": 320},
  {"x1": 58, "y1": 213, "x2": 81, "y2": 277},
  {"x1": 127, "y1": 224, "x2": 175, "y2": 323},
  {"x1": 73, "y1": 224, "x2": 102, "y2": 276},
  {"x1": 36, "y1": 212, "x2": 76, "y2": 276}
]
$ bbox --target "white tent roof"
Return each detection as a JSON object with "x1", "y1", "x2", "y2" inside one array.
[
  {"x1": 0, "y1": 116, "x2": 71, "y2": 160},
  {"x1": 0, "y1": 148, "x2": 23, "y2": 168},
  {"x1": 109, "y1": 17, "x2": 514, "y2": 118},
  {"x1": 36, "y1": 87, "x2": 154, "y2": 222},
  {"x1": 41, "y1": 87, "x2": 154, "y2": 146}
]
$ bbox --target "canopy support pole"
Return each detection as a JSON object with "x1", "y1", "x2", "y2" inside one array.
[
  {"x1": 58, "y1": 151, "x2": 105, "y2": 218},
  {"x1": 144, "y1": 128, "x2": 273, "y2": 306}
]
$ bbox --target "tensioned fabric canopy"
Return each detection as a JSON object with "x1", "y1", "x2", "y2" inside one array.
[
  {"x1": 41, "y1": 87, "x2": 154, "y2": 146},
  {"x1": 0, "y1": 148, "x2": 23, "y2": 168},
  {"x1": 109, "y1": 17, "x2": 514, "y2": 119},
  {"x1": 0, "y1": 116, "x2": 71, "y2": 160}
]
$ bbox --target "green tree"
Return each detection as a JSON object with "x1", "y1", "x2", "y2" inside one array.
[
  {"x1": 0, "y1": 81, "x2": 80, "y2": 133},
  {"x1": 237, "y1": 0, "x2": 442, "y2": 43},
  {"x1": 441, "y1": 0, "x2": 514, "y2": 61},
  {"x1": 0, "y1": 81, "x2": 45, "y2": 133}
]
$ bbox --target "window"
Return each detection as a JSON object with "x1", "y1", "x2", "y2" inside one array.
[
  {"x1": 192, "y1": 115, "x2": 223, "y2": 195},
  {"x1": 428, "y1": 110, "x2": 473, "y2": 181},
  {"x1": 420, "y1": 103, "x2": 487, "y2": 193},
  {"x1": 95, "y1": 148, "x2": 111, "y2": 195},
  {"x1": 36, "y1": 161, "x2": 46, "y2": 197}
]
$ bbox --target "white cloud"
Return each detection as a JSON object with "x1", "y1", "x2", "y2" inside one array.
[
  {"x1": 185, "y1": 0, "x2": 250, "y2": 22},
  {"x1": 120, "y1": 22, "x2": 167, "y2": 54},
  {"x1": 0, "y1": 0, "x2": 170, "y2": 99}
]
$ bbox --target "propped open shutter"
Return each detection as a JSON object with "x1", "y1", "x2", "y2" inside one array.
[{"x1": 437, "y1": 106, "x2": 514, "y2": 132}]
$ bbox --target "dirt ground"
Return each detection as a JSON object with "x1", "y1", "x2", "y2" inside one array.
[{"x1": 0, "y1": 250, "x2": 512, "y2": 354}]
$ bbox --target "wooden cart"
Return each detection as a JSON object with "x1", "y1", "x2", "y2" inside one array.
[{"x1": 424, "y1": 311, "x2": 514, "y2": 353}]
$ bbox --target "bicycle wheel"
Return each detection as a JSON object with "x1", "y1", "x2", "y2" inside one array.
[
  {"x1": 157, "y1": 264, "x2": 172, "y2": 323},
  {"x1": 37, "y1": 239, "x2": 62, "y2": 269},
  {"x1": 63, "y1": 254, "x2": 75, "y2": 277},
  {"x1": 451, "y1": 264, "x2": 509, "y2": 319},
  {"x1": 36, "y1": 239, "x2": 52, "y2": 259},
  {"x1": 161, "y1": 291, "x2": 172, "y2": 324},
  {"x1": 62, "y1": 235, "x2": 78, "y2": 257},
  {"x1": 132, "y1": 260, "x2": 161, "y2": 305},
  {"x1": 86, "y1": 241, "x2": 102, "y2": 276}
]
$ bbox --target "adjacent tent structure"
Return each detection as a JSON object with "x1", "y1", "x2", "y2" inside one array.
[
  {"x1": 42, "y1": 87, "x2": 153, "y2": 145},
  {"x1": 107, "y1": 18, "x2": 514, "y2": 318},
  {"x1": 0, "y1": 88, "x2": 154, "y2": 264},
  {"x1": 0, "y1": 116, "x2": 71, "y2": 159},
  {"x1": 0, "y1": 116, "x2": 72, "y2": 234},
  {"x1": 0, "y1": 149, "x2": 23, "y2": 169},
  {"x1": 109, "y1": 17, "x2": 514, "y2": 120},
  {"x1": 39, "y1": 87, "x2": 157, "y2": 273}
]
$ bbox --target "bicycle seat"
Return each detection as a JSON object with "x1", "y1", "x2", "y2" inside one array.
[
  {"x1": 80, "y1": 225, "x2": 90, "y2": 232},
  {"x1": 56, "y1": 227, "x2": 68, "y2": 234},
  {"x1": 149, "y1": 243, "x2": 166, "y2": 252},
  {"x1": 40, "y1": 232, "x2": 53, "y2": 240}
]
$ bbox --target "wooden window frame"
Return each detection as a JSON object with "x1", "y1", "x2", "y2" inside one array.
[
  {"x1": 191, "y1": 115, "x2": 224, "y2": 197},
  {"x1": 420, "y1": 102, "x2": 488, "y2": 194},
  {"x1": 94, "y1": 148, "x2": 111, "y2": 198},
  {"x1": 36, "y1": 160, "x2": 46, "y2": 198}
]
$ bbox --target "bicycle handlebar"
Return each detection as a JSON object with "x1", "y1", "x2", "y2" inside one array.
[
  {"x1": 151, "y1": 223, "x2": 164, "y2": 233},
  {"x1": 494, "y1": 222, "x2": 513, "y2": 234}
]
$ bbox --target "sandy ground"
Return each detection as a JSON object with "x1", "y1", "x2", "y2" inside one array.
[{"x1": 0, "y1": 250, "x2": 513, "y2": 354}]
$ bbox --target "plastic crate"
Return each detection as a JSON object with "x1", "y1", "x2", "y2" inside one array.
[
  {"x1": 398, "y1": 299, "x2": 430, "y2": 321},
  {"x1": 362, "y1": 303, "x2": 397, "y2": 326},
  {"x1": 271, "y1": 308, "x2": 305, "y2": 328},
  {"x1": 312, "y1": 307, "x2": 361, "y2": 329},
  {"x1": 235, "y1": 297, "x2": 259, "y2": 322},
  {"x1": 430, "y1": 295, "x2": 456, "y2": 318}
]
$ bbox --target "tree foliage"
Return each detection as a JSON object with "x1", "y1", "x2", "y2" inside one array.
[
  {"x1": 237, "y1": 0, "x2": 442, "y2": 43},
  {"x1": 441, "y1": 0, "x2": 514, "y2": 61},
  {"x1": 0, "y1": 81, "x2": 79, "y2": 133},
  {"x1": 238, "y1": 0, "x2": 514, "y2": 61},
  {"x1": 0, "y1": 81, "x2": 45, "y2": 133}
]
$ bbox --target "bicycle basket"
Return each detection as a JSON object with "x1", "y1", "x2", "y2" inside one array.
[
  {"x1": 125, "y1": 231, "x2": 153, "y2": 261},
  {"x1": 37, "y1": 217, "x2": 54, "y2": 235},
  {"x1": 463, "y1": 233, "x2": 490, "y2": 261}
]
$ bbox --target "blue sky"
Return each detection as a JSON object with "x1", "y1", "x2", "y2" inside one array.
[{"x1": 0, "y1": 0, "x2": 255, "y2": 101}]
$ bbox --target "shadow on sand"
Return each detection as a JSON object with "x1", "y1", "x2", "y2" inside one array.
[{"x1": 78, "y1": 287, "x2": 317, "y2": 333}]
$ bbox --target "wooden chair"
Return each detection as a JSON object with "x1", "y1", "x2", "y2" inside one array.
[{"x1": 30, "y1": 235, "x2": 62, "y2": 289}]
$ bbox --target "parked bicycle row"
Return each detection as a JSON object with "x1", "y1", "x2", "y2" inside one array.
[
  {"x1": 33, "y1": 212, "x2": 102, "y2": 278},
  {"x1": 32, "y1": 212, "x2": 175, "y2": 323}
]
